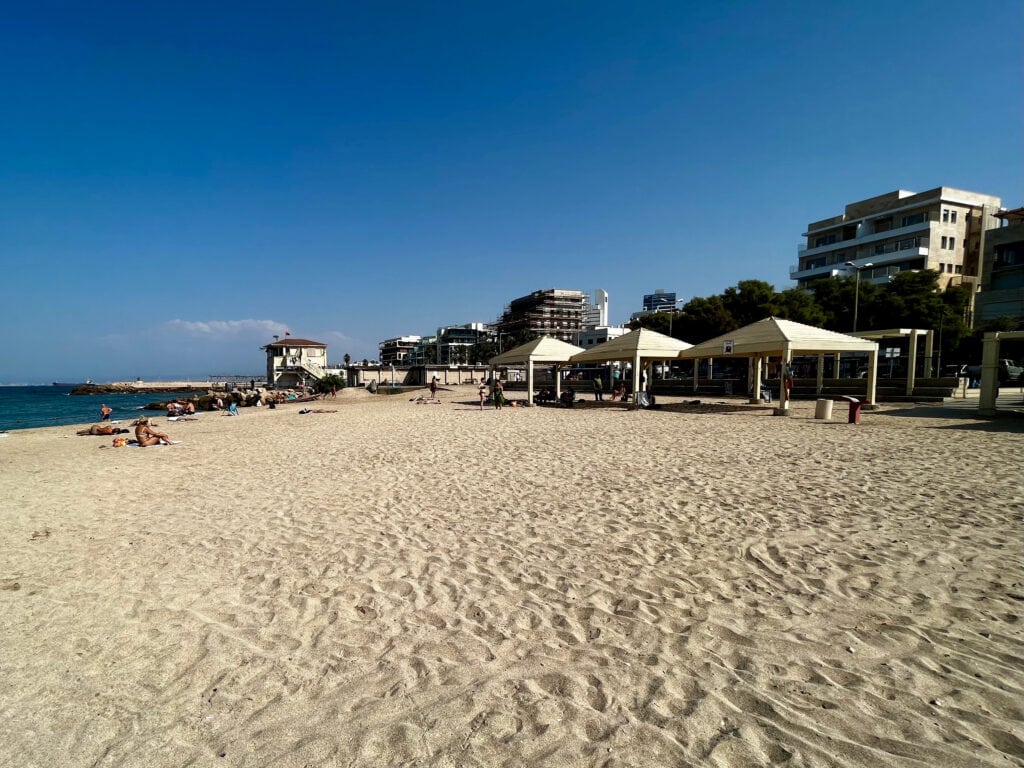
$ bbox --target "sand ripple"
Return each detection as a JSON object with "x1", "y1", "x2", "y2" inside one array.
[{"x1": 1, "y1": 393, "x2": 1022, "y2": 766}]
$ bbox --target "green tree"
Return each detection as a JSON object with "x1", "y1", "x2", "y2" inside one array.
[
  {"x1": 628, "y1": 311, "x2": 672, "y2": 335},
  {"x1": 774, "y1": 287, "x2": 827, "y2": 326},
  {"x1": 343, "y1": 353, "x2": 351, "y2": 367},
  {"x1": 313, "y1": 374, "x2": 346, "y2": 394},
  {"x1": 806, "y1": 277, "x2": 854, "y2": 331},
  {"x1": 672, "y1": 296, "x2": 736, "y2": 343},
  {"x1": 721, "y1": 280, "x2": 777, "y2": 327},
  {"x1": 875, "y1": 270, "x2": 944, "y2": 329},
  {"x1": 469, "y1": 340, "x2": 499, "y2": 364}
]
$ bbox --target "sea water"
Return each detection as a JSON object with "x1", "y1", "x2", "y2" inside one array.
[{"x1": 0, "y1": 386, "x2": 202, "y2": 432}]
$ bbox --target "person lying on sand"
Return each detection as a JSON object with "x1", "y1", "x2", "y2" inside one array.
[
  {"x1": 134, "y1": 416, "x2": 173, "y2": 446},
  {"x1": 411, "y1": 395, "x2": 441, "y2": 404},
  {"x1": 298, "y1": 408, "x2": 337, "y2": 414},
  {"x1": 77, "y1": 424, "x2": 130, "y2": 436}
]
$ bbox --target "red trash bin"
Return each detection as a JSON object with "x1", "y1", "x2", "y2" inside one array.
[{"x1": 840, "y1": 396, "x2": 862, "y2": 424}]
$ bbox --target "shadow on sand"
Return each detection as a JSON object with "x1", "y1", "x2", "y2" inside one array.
[{"x1": 878, "y1": 402, "x2": 1024, "y2": 432}]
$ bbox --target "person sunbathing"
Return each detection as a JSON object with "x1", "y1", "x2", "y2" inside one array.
[
  {"x1": 134, "y1": 416, "x2": 172, "y2": 446},
  {"x1": 77, "y1": 424, "x2": 129, "y2": 436}
]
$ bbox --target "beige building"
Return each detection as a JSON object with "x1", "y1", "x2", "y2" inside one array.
[
  {"x1": 792, "y1": 187, "x2": 1003, "y2": 292},
  {"x1": 975, "y1": 206, "x2": 1024, "y2": 324},
  {"x1": 262, "y1": 336, "x2": 327, "y2": 388}
]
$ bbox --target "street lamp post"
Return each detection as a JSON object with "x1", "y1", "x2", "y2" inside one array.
[
  {"x1": 845, "y1": 261, "x2": 874, "y2": 332},
  {"x1": 667, "y1": 299, "x2": 686, "y2": 339}
]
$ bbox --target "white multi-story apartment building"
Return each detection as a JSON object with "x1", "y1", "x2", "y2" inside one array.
[
  {"x1": 791, "y1": 187, "x2": 1002, "y2": 291},
  {"x1": 378, "y1": 335, "x2": 422, "y2": 366}
]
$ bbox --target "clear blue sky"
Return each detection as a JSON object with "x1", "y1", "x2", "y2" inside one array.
[{"x1": 2, "y1": 1, "x2": 1020, "y2": 383}]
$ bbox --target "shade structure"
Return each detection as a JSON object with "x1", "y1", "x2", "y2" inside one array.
[
  {"x1": 569, "y1": 328, "x2": 693, "y2": 402},
  {"x1": 488, "y1": 336, "x2": 585, "y2": 406},
  {"x1": 675, "y1": 317, "x2": 879, "y2": 410}
]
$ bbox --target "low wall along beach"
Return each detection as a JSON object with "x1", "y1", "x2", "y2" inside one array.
[{"x1": 1, "y1": 385, "x2": 1022, "y2": 766}]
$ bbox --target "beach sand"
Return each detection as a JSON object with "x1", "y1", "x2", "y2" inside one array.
[{"x1": 1, "y1": 386, "x2": 1022, "y2": 767}]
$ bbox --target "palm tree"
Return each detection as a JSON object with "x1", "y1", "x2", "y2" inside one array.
[{"x1": 343, "y1": 353, "x2": 351, "y2": 367}]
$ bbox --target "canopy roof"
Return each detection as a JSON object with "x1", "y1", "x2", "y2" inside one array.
[
  {"x1": 676, "y1": 317, "x2": 878, "y2": 359},
  {"x1": 569, "y1": 328, "x2": 692, "y2": 363},
  {"x1": 488, "y1": 336, "x2": 584, "y2": 365}
]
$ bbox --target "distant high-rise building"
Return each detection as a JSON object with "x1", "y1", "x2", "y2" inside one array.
[
  {"x1": 584, "y1": 289, "x2": 609, "y2": 328},
  {"x1": 792, "y1": 187, "x2": 1003, "y2": 293},
  {"x1": 643, "y1": 289, "x2": 677, "y2": 312},
  {"x1": 496, "y1": 288, "x2": 587, "y2": 343}
]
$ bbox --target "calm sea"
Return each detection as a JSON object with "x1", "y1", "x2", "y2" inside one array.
[{"x1": 0, "y1": 386, "x2": 202, "y2": 432}]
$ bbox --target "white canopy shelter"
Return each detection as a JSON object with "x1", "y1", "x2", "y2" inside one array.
[
  {"x1": 488, "y1": 336, "x2": 584, "y2": 406},
  {"x1": 675, "y1": 317, "x2": 879, "y2": 413},
  {"x1": 568, "y1": 328, "x2": 693, "y2": 403}
]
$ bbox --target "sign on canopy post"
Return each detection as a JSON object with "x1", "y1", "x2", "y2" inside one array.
[{"x1": 723, "y1": 340, "x2": 734, "y2": 355}]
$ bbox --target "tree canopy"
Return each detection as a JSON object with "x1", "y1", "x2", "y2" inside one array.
[{"x1": 627, "y1": 270, "x2": 1014, "y2": 364}]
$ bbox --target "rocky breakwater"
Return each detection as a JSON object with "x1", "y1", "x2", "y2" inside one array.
[
  {"x1": 71, "y1": 382, "x2": 207, "y2": 395},
  {"x1": 142, "y1": 387, "x2": 316, "y2": 413}
]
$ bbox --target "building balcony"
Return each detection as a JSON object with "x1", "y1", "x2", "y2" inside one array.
[
  {"x1": 798, "y1": 220, "x2": 931, "y2": 259},
  {"x1": 791, "y1": 247, "x2": 929, "y2": 282}
]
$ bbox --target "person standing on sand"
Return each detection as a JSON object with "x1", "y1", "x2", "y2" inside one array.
[
  {"x1": 430, "y1": 376, "x2": 438, "y2": 400},
  {"x1": 478, "y1": 378, "x2": 488, "y2": 410},
  {"x1": 493, "y1": 378, "x2": 504, "y2": 410},
  {"x1": 100, "y1": 404, "x2": 112, "y2": 421},
  {"x1": 593, "y1": 375, "x2": 603, "y2": 401}
]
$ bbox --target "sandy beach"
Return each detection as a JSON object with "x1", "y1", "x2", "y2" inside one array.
[{"x1": 1, "y1": 386, "x2": 1022, "y2": 767}]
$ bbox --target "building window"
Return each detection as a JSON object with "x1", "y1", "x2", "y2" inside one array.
[
  {"x1": 948, "y1": 237, "x2": 955, "y2": 250},
  {"x1": 939, "y1": 263, "x2": 945, "y2": 273},
  {"x1": 950, "y1": 210, "x2": 957, "y2": 223},
  {"x1": 901, "y1": 212, "x2": 926, "y2": 227},
  {"x1": 955, "y1": 265, "x2": 962, "y2": 274},
  {"x1": 942, "y1": 209, "x2": 949, "y2": 222},
  {"x1": 814, "y1": 233, "x2": 837, "y2": 248},
  {"x1": 941, "y1": 236, "x2": 948, "y2": 249}
]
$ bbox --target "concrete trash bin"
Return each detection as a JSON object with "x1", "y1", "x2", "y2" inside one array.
[{"x1": 814, "y1": 398, "x2": 833, "y2": 420}]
